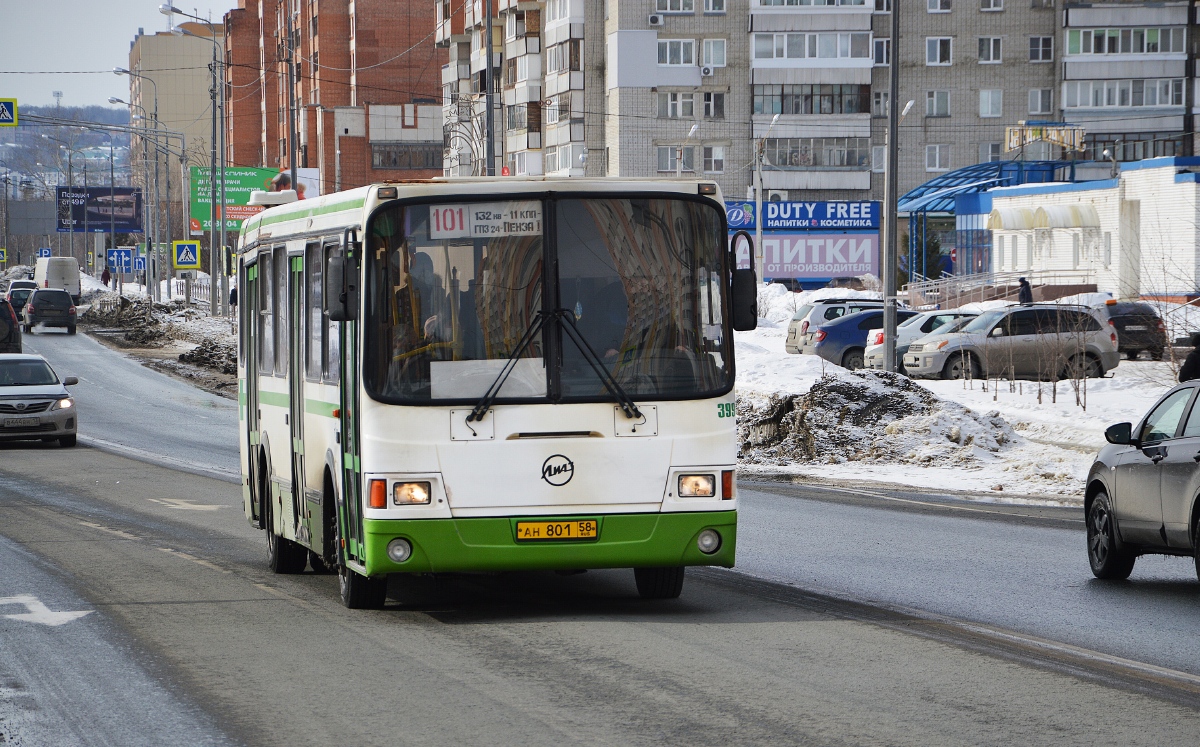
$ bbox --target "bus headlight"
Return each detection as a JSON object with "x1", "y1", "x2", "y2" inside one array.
[
  {"x1": 393, "y1": 482, "x2": 431, "y2": 505},
  {"x1": 678, "y1": 474, "x2": 715, "y2": 497},
  {"x1": 697, "y1": 529, "x2": 722, "y2": 554},
  {"x1": 387, "y1": 538, "x2": 413, "y2": 563}
]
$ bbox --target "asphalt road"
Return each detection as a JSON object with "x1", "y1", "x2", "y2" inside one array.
[
  {"x1": 5, "y1": 330, "x2": 1200, "y2": 743},
  {"x1": 21, "y1": 327, "x2": 239, "y2": 481}
]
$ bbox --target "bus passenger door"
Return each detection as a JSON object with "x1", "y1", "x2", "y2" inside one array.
[
  {"x1": 288, "y1": 254, "x2": 307, "y2": 545},
  {"x1": 244, "y1": 260, "x2": 262, "y2": 526},
  {"x1": 336, "y1": 238, "x2": 365, "y2": 562}
]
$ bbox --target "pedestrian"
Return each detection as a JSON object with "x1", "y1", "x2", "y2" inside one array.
[
  {"x1": 1017, "y1": 277, "x2": 1034, "y2": 305},
  {"x1": 270, "y1": 172, "x2": 292, "y2": 192},
  {"x1": 1179, "y1": 333, "x2": 1200, "y2": 382},
  {"x1": 229, "y1": 284, "x2": 238, "y2": 310},
  {"x1": 101, "y1": 267, "x2": 111, "y2": 289}
]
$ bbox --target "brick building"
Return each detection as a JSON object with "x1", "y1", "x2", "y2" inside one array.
[{"x1": 223, "y1": 0, "x2": 447, "y2": 193}]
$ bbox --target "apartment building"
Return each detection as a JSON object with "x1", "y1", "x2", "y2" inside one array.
[{"x1": 223, "y1": 0, "x2": 447, "y2": 193}]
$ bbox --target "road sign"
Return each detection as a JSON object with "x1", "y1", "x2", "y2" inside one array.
[
  {"x1": 107, "y1": 248, "x2": 132, "y2": 272},
  {"x1": 0, "y1": 99, "x2": 16, "y2": 128},
  {"x1": 133, "y1": 256, "x2": 146, "y2": 272},
  {"x1": 173, "y1": 240, "x2": 201, "y2": 270},
  {"x1": 38, "y1": 247, "x2": 52, "y2": 258},
  {"x1": 0, "y1": 248, "x2": 6, "y2": 262}
]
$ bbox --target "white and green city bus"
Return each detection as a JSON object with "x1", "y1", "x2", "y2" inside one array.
[{"x1": 236, "y1": 178, "x2": 757, "y2": 608}]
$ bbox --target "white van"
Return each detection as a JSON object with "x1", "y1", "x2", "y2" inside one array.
[{"x1": 34, "y1": 257, "x2": 81, "y2": 304}]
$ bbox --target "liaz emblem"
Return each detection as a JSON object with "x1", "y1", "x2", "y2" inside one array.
[{"x1": 541, "y1": 454, "x2": 574, "y2": 486}]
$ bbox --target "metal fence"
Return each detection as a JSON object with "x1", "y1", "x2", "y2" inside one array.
[
  {"x1": 904, "y1": 269, "x2": 1097, "y2": 308},
  {"x1": 171, "y1": 277, "x2": 211, "y2": 305}
]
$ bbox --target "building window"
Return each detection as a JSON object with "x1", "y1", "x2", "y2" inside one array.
[
  {"x1": 703, "y1": 145, "x2": 725, "y2": 173},
  {"x1": 762, "y1": 137, "x2": 872, "y2": 169},
  {"x1": 928, "y1": 0, "x2": 951, "y2": 12},
  {"x1": 507, "y1": 150, "x2": 529, "y2": 175},
  {"x1": 704, "y1": 0, "x2": 725, "y2": 12},
  {"x1": 546, "y1": 40, "x2": 581, "y2": 74},
  {"x1": 1064, "y1": 79, "x2": 1184, "y2": 108},
  {"x1": 1029, "y1": 36, "x2": 1052, "y2": 62},
  {"x1": 753, "y1": 32, "x2": 871, "y2": 60},
  {"x1": 980, "y1": 0, "x2": 1002, "y2": 9},
  {"x1": 978, "y1": 37, "x2": 1001, "y2": 63},
  {"x1": 371, "y1": 143, "x2": 444, "y2": 170},
  {"x1": 872, "y1": 91, "x2": 889, "y2": 117},
  {"x1": 703, "y1": 39, "x2": 727, "y2": 67},
  {"x1": 658, "y1": 39, "x2": 696, "y2": 66},
  {"x1": 505, "y1": 11, "x2": 526, "y2": 40},
  {"x1": 545, "y1": 93, "x2": 572, "y2": 124},
  {"x1": 752, "y1": 84, "x2": 870, "y2": 115},
  {"x1": 545, "y1": 145, "x2": 558, "y2": 172},
  {"x1": 926, "y1": 90, "x2": 950, "y2": 117},
  {"x1": 926, "y1": 144, "x2": 950, "y2": 171},
  {"x1": 657, "y1": 145, "x2": 696, "y2": 172},
  {"x1": 703, "y1": 92, "x2": 725, "y2": 118},
  {"x1": 1084, "y1": 131, "x2": 1187, "y2": 161},
  {"x1": 875, "y1": 0, "x2": 891, "y2": 11},
  {"x1": 656, "y1": 0, "x2": 694, "y2": 12},
  {"x1": 1029, "y1": 88, "x2": 1052, "y2": 114},
  {"x1": 871, "y1": 145, "x2": 886, "y2": 172},
  {"x1": 979, "y1": 89, "x2": 1002, "y2": 117},
  {"x1": 980, "y1": 142, "x2": 1002, "y2": 162},
  {"x1": 657, "y1": 92, "x2": 695, "y2": 118},
  {"x1": 1066, "y1": 27, "x2": 1185, "y2": 56},
  {"x1": 926, "y1": 37, "x2": 952, "y2": 65},
  {"x1": 874, "y1": 38, "x2": 891, "y2": 66}
]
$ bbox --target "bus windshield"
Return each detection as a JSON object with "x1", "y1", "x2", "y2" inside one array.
[{"x1": 363, "y1": 196, "x2": 731, "y2": 404}]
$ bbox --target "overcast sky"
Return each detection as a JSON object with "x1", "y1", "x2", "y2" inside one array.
[{"x1": 2, "y1": 1, "x2": 238, "y2": 108}]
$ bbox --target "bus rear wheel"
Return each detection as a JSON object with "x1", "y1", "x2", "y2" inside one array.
[
  {"x1": 634, "y1": 566, "x2": 685, "y2": 599},
  {"x1": 264, "y1": 488, "x2": 306, "y2": 574}
]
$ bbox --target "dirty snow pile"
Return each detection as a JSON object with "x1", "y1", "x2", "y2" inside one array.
[{"x1": 733, "y1": 283, "x2": 1176, "y2": 503}]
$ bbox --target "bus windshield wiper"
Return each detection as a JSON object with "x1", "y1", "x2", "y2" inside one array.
[
  {"x1": 467, "y1": 311, "x2": 548, "y2": 423},
  {"x1": 554, "y1": 308, "x2": 642, "y2": 420}
]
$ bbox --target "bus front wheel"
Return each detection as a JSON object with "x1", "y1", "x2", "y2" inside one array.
[
  {"x1": 338, "y1": 564, "x2": 387, "y2": 609},
  {"x1": 634, "y1": 567, "x2": 685, "y2": 599}
]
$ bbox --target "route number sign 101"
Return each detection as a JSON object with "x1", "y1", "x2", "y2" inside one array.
[{"x1": 429, "y1": 201, "x2": 542, "y2": 240}]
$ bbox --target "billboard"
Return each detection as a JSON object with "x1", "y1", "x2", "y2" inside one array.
[
  {"x1": 56, "y1": 186, "x2": 143, "y2": 233},
  {"x1": 190, "y1": 166, "x2": 323, "y2": 234},
  {"x1": 735, "y1": 233, "x2": 879, "y2": 280},
  {"x1": 725, "y1": 200, "x2": 879, "y2": 231}
]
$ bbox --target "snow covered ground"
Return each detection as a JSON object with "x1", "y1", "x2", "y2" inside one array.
[{"x1": 736, "y1": 284, "x2": 1178, "y2": 504}]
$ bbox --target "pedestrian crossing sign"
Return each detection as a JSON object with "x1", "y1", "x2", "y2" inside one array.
[
  {"x1": 0, "y1": 248, "x2": 6, "y2": 262},
  {"x1": 172, "y1": 240, "x2": 201, "y2": 270},
  {"x1": 0, "y1": 100, "x2": 15, "y2": 128}
]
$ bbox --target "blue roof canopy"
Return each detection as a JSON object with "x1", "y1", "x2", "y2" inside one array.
[{"x1": 898, "y1": 160, "x2": 1083, "y2": 215}]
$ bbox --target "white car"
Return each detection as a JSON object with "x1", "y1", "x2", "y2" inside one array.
[
  {"x1": 786, "y1": 298, "x2": 883, "y2": 354},
  {"x1": 864, "y1": 311, "x2": 978, "y2": 371},
  {"x1": 0, "y1": 354, "x2": 79, "y2": 447}
]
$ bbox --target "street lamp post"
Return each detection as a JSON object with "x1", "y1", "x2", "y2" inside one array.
[
  {"x1": 882, "y1": 99, "x2": 914, "y2": 373},
  {"x1": 110, "y1": 99, "x2": 156, "y2": 298},
  {"x1": 676, "y1": 123, "x2": 699, "y2": 179},
  {"x1": 754, "y1": 113, "x2": 780, "y2": 283},
  {"x1": 114, "y1": 67, "x2": 163, "y2": 301},
  {"x1": 42, "y1": 134, "x2": 75, "y2": 264}
]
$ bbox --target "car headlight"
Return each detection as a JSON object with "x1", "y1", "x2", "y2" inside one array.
[
  {"x1": 678, "y1": 474, "x2": 716, "y2": 498},
  {"x1": 393, "y1": 482, "x2": 431, "y2": 505},
  {"x1": 51, "y1": 398, "x2": 73, "y2": 410}
]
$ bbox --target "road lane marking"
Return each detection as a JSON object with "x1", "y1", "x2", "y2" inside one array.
[
  {"x1": 748, "y1": 483, "x2": 1079, "y2": 523},
  {"x1": 158, "y1": 548, "x2": 230, "y2": 574},
  {"x1": 77, "y1": 521, "x2": 140, "y2": 540},
  {"x1": 0, "y1": 595, "x2": 93, "y2": 626},
  {"x1": 148, "y1": 498, "x2": 223, "y2": 511}
]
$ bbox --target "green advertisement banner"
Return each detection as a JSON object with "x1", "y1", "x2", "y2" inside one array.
[{"x1": 189, "y1": 166, "x2": 277, "y2": 234}]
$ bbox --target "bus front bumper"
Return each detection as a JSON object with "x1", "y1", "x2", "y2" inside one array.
[{"x1": 362, "y1": 510, "x2": 736, "y2": 575}]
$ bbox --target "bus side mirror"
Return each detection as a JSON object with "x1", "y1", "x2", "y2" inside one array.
[
  {"x1": 731, "y1": 269, "x2": 758, "y2": 331},
  {"x1": 326, "y1": 252, "x2": 358, "y2": 322}
]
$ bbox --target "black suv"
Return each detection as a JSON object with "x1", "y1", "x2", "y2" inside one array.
[
  {"x1": 23, "y1": 289, "x2": 77, "y2": 335},
  {"x1": 0, "y1": 299, "x2": 21, "y2": 353},
  {"x1": 1102, "y1": 301, "x2": 1166, "y2": 360}
]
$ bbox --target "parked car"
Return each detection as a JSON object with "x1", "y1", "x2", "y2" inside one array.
[
  {"x1": 904, "y1": 304, "x2": 1120, "y2": 380},
  {"x1": 23, "y1": 288, "x2": 77, "y2": 335},
  {"x1": 5, "y1": 288, "x2": 33, "y2": 322},
  {"x1": 1086, "y1": 383, "x2": 1200, "y2": 580},
  {"x1": 786, "y1": 298, "x2": 884, "y2": 354},
  {"x1": 812, "y1": 309, "x2": 920, "y2": 370},
  {"x1": 863, "y1": 310, "x2": 978, "y2": 371},
  {"x1": 0, "y1": 353, "x2": 78, "y2": 447},
  {"x1": 1099, "y1": 300, "x2": 1167, "y2": 360},
  {"x1": 0, "y1": 299, "x2": 21, "y2": 353}
]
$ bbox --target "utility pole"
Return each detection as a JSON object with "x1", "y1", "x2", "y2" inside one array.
[
  {"x1": 208, "y1": 52, "x2": 219, "y2": 315},
  {"x1": 484, "y1": 0, "x2": 495, "y2": 176},
  {"x1": 882, "y1": 3, "x2": 901, "y2": 374},
  {"x1": 754, "y1": 113, "x2": 780, "y2": 282}
]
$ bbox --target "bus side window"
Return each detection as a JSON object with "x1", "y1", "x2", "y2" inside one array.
[
  {"x1": 237, "y1": 260, "x2": 246, "y2": 366},
  {"x1": 323, "y1": 244, "x2": 341, "y2": 383},
  {"x1": 258, "y1": 251, "x2": 274, "y2": 375},
  {"x1": 305, "y1": 242, "x2": 322, "y2": 381},
  {"x1": 274, "y1": 245, "x2": 289, "y2": 375}
]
